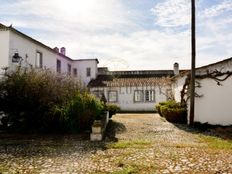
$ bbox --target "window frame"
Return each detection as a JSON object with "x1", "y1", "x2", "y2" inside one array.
[
  {"x1": 108, "y1": 90, "x2": 118, "y2": 103},
  {"x1": 92, "y1": 90, "x2": 104, "y2": 99},
  {"x1": 67, "y1": 63, "x2": 71, "y2": 75},
  {"x1": 86, "y1": 67, "x2": 91, "y2": 77},
  {"x1": 56, "y1": 59, "x2": 61, "y2": 73},
  {"x1": 144, "y1": 90, "x2": 155, "y2": 102},
  {"x1": 36, "y1": 51, "x2": 43, "y2": 68},
  {"x1": 134, "y1": 90, "x2": 144, "y2": 103},
  {"x1": 73, "y1": 68, "x2": 77, "y2": 77}
]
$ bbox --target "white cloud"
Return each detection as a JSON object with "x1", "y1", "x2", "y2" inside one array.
[
  {"x1": 0, "y1": 0, "x2": 140, "y2": 33},
  {"x1": 202, "y1": 0, "x2": 232, "y2": 18},
  {"x1": 149, "y1": 0, "x2": 232, "y2": 68},
  {"x1": 36, "y1": 28, "x2": 191, "y2": 70},
  {"x1": 0, "y1": 0, "x2": 231, "y2": 70},
  {"x1": 63, "y1": 30, "x2": 191, "y2": 70},
  {"x1": 151, "y1": 0, "x2": 191, "y2": 27},
  {"x1": 196, "y1": 1, "x2": 232, "y2": 64}
]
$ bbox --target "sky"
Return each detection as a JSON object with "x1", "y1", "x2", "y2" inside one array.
[{"x1": 0, "y1": 0, "x2": 231, "y2": 70}]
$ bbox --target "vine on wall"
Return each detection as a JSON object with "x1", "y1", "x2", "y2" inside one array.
[
  {"x1": 180, "y1": 69, "x2": 232, "y2": 106},
  {"x1": 196, "y1": 69, "x2": 232, "y2": 86}
]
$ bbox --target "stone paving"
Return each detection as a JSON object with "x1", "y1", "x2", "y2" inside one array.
[{"x1": 0, "y1": 113, "x2": 232, "y2": 174}]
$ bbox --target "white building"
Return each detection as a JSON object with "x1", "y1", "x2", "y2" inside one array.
[
  {"x1": 1, "y1": 24, "x2": 231, "y2": 125},
  {"x1": 88, "y1": 68, "x2": 175, "y2": 111},
  {"x1": 0, "y1": 23, "x2": 98, "y2": 85},
  {"x1": 89, "y1": 58, "x2": 232, "y2": 126},
  {"x1": 173, "y1": 57, "x2": 232, "y2": 126}
]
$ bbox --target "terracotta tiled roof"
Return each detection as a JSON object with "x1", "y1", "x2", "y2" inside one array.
[
  {"x1": 109, "y1": 70, "x2": 174, "y2": 77},
  {"x1": 88, "y1": 73, "x2": 173, "y2": 87},
  {"x1": 105, "y1": 77, "x2": 172, "y2": 87}
]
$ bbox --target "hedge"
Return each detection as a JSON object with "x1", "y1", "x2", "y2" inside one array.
[
  {"x1": 0, "y1": 68, "x2": 104, "y2": 133},
  {"x1": 155, "y1": 100, "x2": 187, "y2": 124},
  {"x1": 105, "y1": 103, "x2": 120, "y2": 118}
]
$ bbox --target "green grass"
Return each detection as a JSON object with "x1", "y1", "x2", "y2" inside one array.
[
  {"x1": 111, "y1": 166, "x2": 137, "y2": 174},
  {"x1": 111, "y1": 163, "x2": 158, "y2": 174},
  {"x1": 107, "y1": 140, "x2": 152, "y2": 149},
  {"x1": 199, "y1": 135, "x2": 232, "y2": 150}
]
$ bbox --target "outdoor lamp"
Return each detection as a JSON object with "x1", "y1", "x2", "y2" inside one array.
[{"x1": 12, "y1": 53, "x2": 22, "y2": 63}]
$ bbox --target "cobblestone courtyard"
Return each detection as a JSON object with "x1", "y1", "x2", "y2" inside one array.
[{"x1": 0, "y1": 114, "x2": 232, "y2": 174}]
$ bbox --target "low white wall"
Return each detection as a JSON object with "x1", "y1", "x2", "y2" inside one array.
[{"x1": 194, "y1": 76, "x2": 232, "y2": 125}]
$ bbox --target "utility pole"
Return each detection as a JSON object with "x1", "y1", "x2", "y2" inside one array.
[{"x1": 190, "y1": 0, "x2": 196, "y2": 126}]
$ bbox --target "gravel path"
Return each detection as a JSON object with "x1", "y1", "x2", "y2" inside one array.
[{"x1": 0, "y1": 113, "x2": 231, "y2": 173}]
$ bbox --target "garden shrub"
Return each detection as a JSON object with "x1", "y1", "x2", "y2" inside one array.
[
  {"x1": 155, "y1": 101, "x2": 166, "y2": 116},
  {"x1": 156, "y1": 100, "x2": 187, "y2": 124},
  {"x1": 55, "y1": 93, "x2": 104, "y2": 132},
  {"x1": 106, "y1": 103, "x2": 120, "y2": 118},
  {"x1": 0, "y1": 67, "x2": 103, "y2": 133}
]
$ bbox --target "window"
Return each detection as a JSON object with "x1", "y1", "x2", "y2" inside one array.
[
  {"x1": 93, "y1": 90, "x2": 104, "y2": 99},
  {"x1": 73, "y1": 68, "x2": 77, "y2": 77},
  {"x1": 145, "y1": 90, "x2": 155, "y2": 102},
  {"x1": 108, "y1": 91, "x2": 118, "y2": 103},
  {"x1": 86, "y1": 67, "x2": 91, "y2": 77},
  {"x1": 57, "y1": 59, "x2": 61, "y2": 73},
  {"x1": 67, "y1": 64, "x2": 71, "y2": 75},
  {"x1": 134, "y1": 90, "x2": 144, "y2": 102},
  {"x1": 36, "y1": 51, "x2": 43, "y2": 68}
]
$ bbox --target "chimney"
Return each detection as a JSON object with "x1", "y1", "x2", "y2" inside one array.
[
  {"x1": 53, "y1": 47, "x2": 59, "y2": 53},
  {"x1": 173, "y1": 62, "x2": 179, "y2": 75},
  {"x1": 60, "y1": 47, "x2": 66, "y2": 55}
]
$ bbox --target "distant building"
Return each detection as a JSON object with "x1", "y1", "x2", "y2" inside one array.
[
  {"x1": 0, "y1": 23, "x2": 98, "y2": 85},
  {"x1": 88, "y1": 68, "x2": 179, "y2": 111},
  {"x1": 89, "y1": 57, "x2": 232, "y2": 126}
]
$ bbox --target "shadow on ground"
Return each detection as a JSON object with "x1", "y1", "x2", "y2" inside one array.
[
  {"x1": 105, "y1": 120, "x2": 127, "y2": 142},
  {"x1": 172, "y1": 121, "x2": 232, "y2": 140},
  {"x1": 0, "y1": 119, "x2": 127, "y2": 157},
  {"x1": 0, "y1": 133, "x2": 105, "y2": 156}
]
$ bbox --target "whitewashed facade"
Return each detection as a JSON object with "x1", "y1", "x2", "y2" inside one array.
[
  {"x1": 1, "y1": 24, "x2": 232, "y2": 125},
  {"x1": 89, "y1": 69, "x2": 174, "y2": 111},
  {"x1": 173, "y1": 57, "x2": 232, "y2": 126},
  {"x1": 90, "y1": 86, "x2": 170, "y2": 111},
  {"x1": 72, "y1": 60, "x2": 98, "y2": 86},
  {"x1": 0, "y1": 23, "x2": 98, "y2": 85}
]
